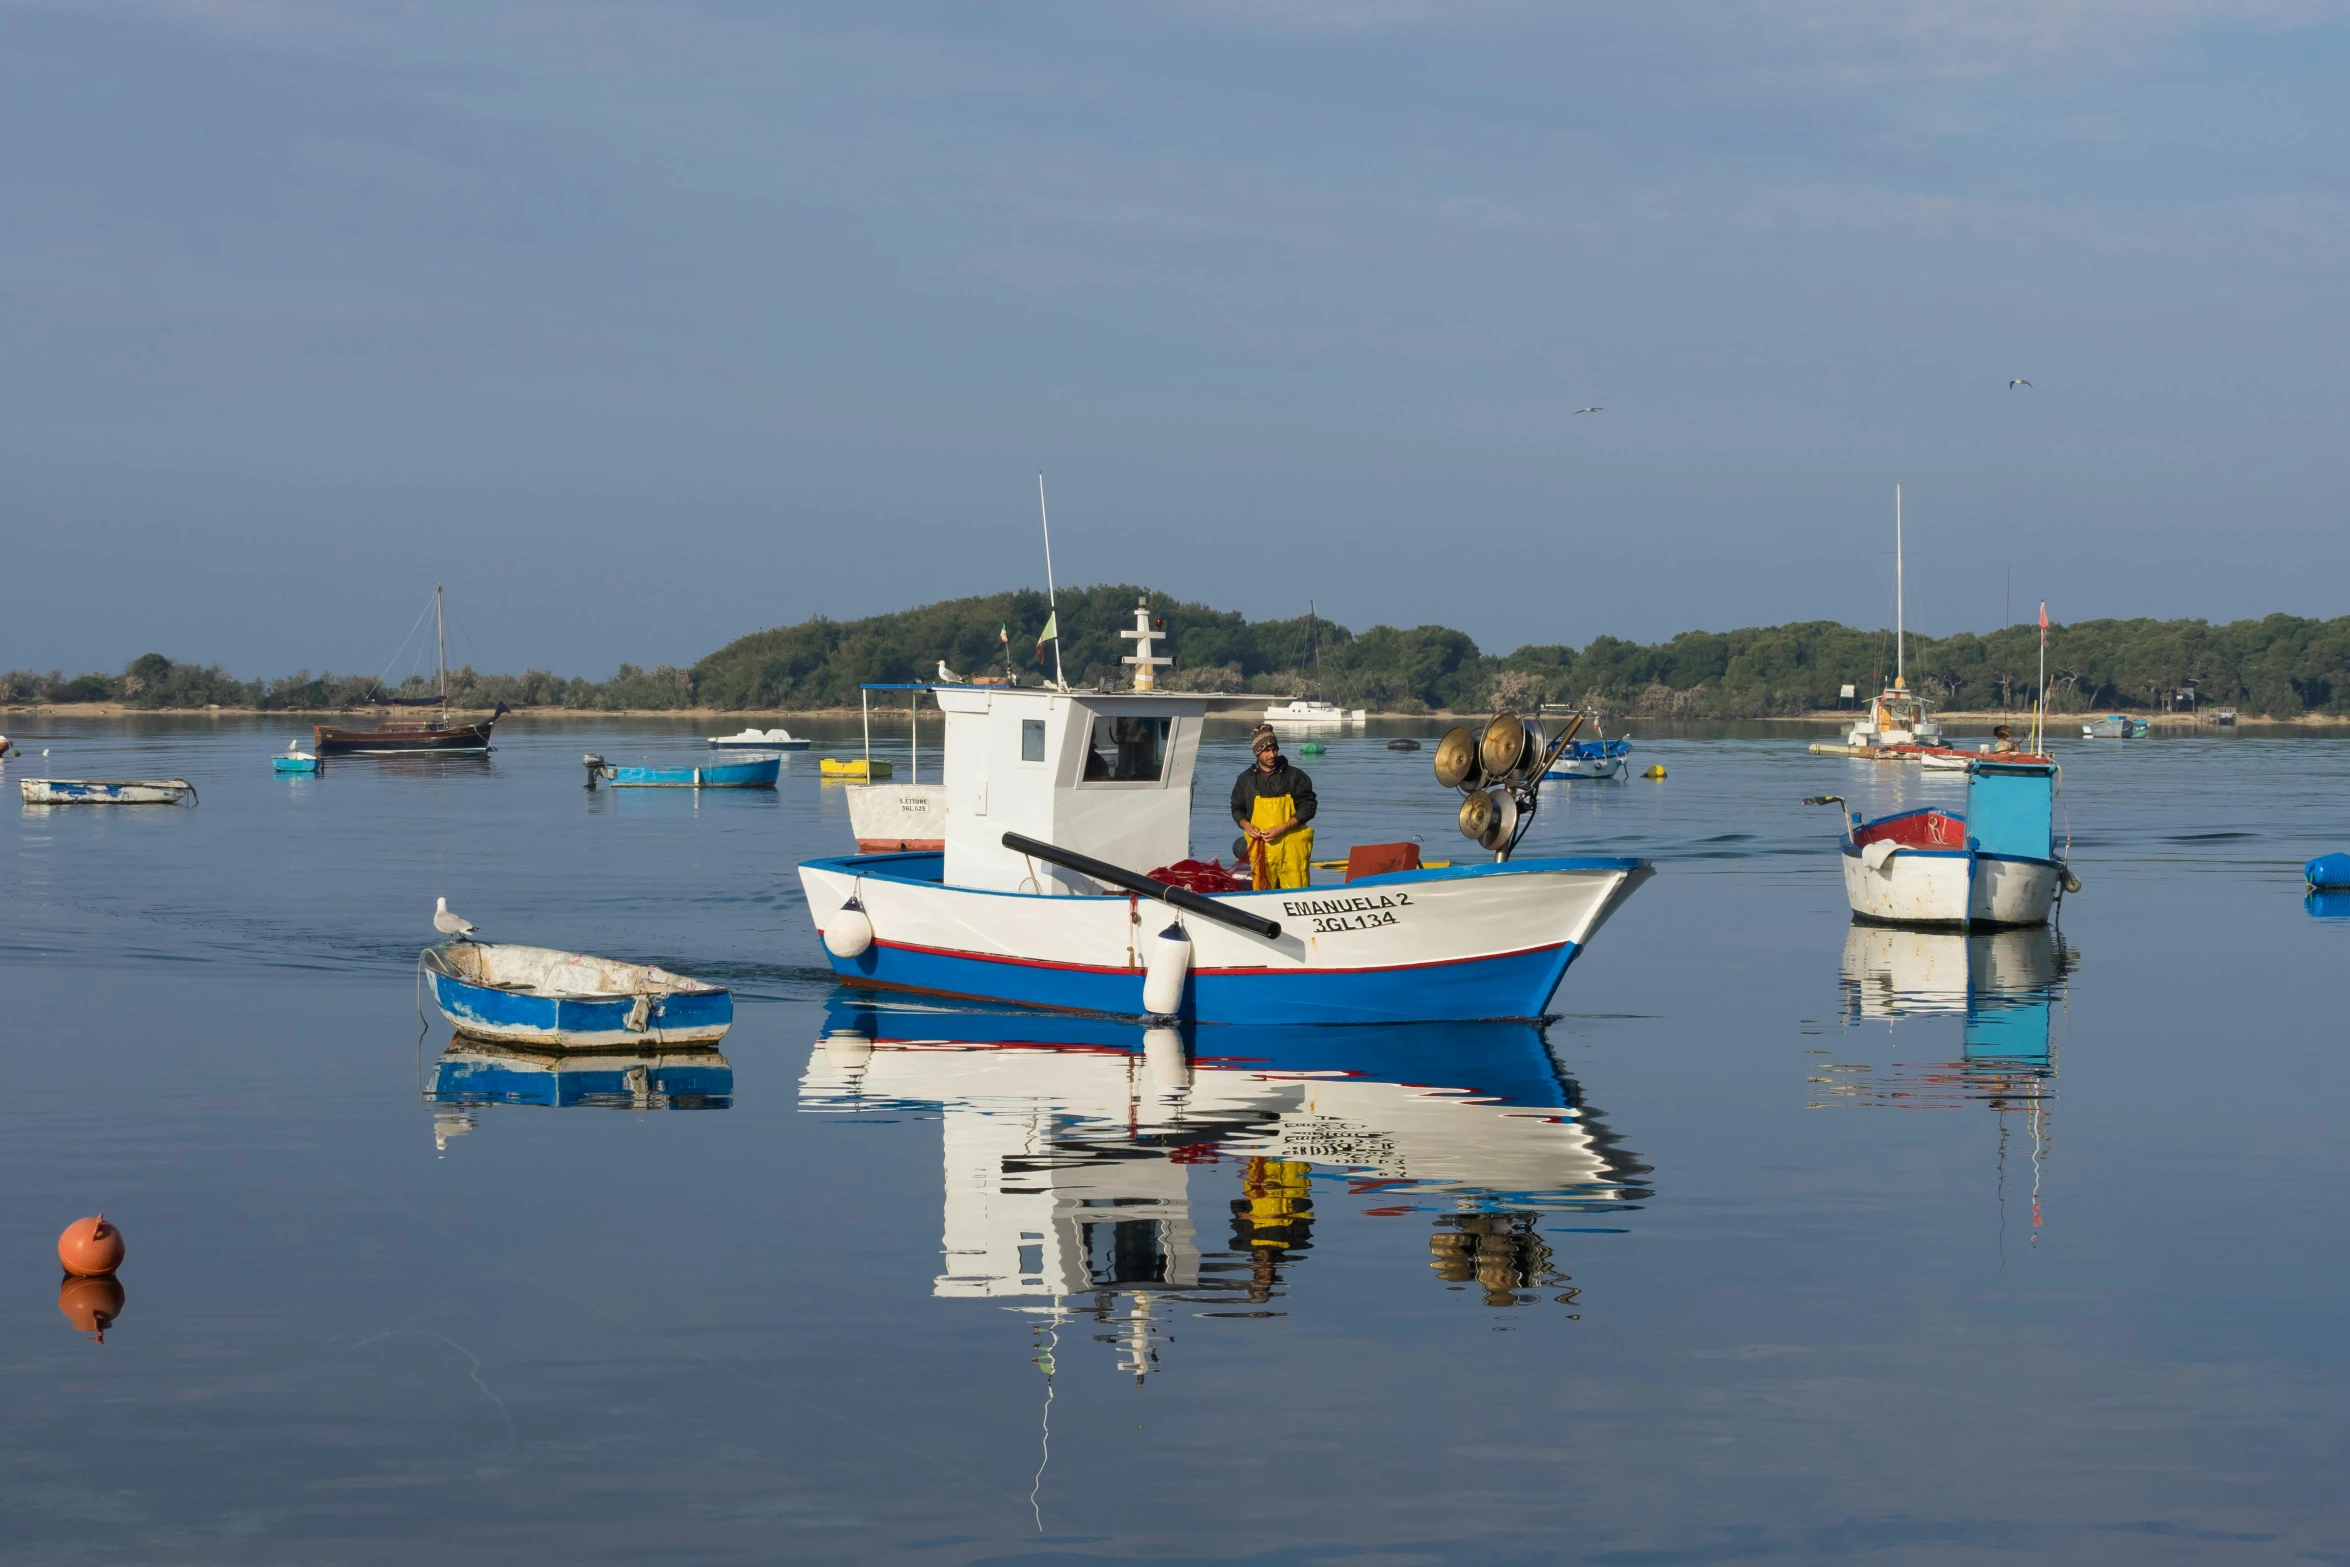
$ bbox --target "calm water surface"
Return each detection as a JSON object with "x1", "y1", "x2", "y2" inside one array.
[{"x1": 2, "y1": 715, "x2": 2346, "y2": 1563}]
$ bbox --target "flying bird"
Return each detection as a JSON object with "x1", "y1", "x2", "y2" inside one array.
[
  {"x1": 937, "y1": 659, "x2": 964, "y2": 683},
  {"x1": 1573, "y1": 406, "x2": 1604, "y2": 415},
  {"x1": 433, "y1": 896, "x2": 480, "y2": 940},
  {"x1": 2008, "y1": 379, "x2": 2032, "y2": 389}
]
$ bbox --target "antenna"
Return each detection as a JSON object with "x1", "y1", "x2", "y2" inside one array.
[
  {"x1": 436, "y1": 584, "x2": 448, "y2": 705},
  {"x1": 1037, "y1": 473, "x2": 1066, "y2": 690}
]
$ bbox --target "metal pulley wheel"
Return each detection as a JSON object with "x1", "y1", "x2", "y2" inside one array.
[
  {"x1": 1457, "y1": 789, "x2": 1500, "y2": 842},
  {"x1": 1434, "y1": 727, "x2": 1482, "y2": 789},
  {"x1": 1480, "y1": 712, "x2": 1532, "y2": 780},
  {"x1": 1478, "y1": 790, "x2": 1520, "y2": 852}
]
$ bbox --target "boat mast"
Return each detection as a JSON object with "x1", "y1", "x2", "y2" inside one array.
[
  {"x1": 1037, "y1": 473, "x2": 1066, "y2": 690},
  {"x1": 1894, "y1": 486, "x2": 1904, "y2": 691},
  {"x1": 436, "y1": 584, "x2": 448, "y2": 707}
]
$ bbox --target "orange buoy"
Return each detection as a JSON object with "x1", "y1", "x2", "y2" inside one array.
[
  {"x1": 58, "y1": 1275, "x2": 126, "y2": 1342},
  {"x1": 58, "y1": 1215, "x2": 126, "y2": 1277}
]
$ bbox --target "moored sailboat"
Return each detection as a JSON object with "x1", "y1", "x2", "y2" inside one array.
[
  {"x1": 314, "y1": 587, "x2": 506, "y2": 756},
  {"x1": 1844, "y1": 486, "x2": 1945, "y2": 750}
]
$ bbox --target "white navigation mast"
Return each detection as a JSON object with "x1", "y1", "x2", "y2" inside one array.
[
  {"x1": 1120, "y1": 598, "x2": 1171, "y2": 691},
  {"x1": 1894, "y1": 486, "x2": 1905, "y2": 692}
]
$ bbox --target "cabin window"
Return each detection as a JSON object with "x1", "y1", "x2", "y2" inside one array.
[
  {"x1": 1020, "y1": 720, "x2": 1046, "y2": 763},
  {"x1": 1081, "y1": 716, "x2": 1170, "y2": 782}
]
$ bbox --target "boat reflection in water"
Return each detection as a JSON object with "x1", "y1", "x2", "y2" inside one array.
[
  {"x1": 423, "y1": 1041, "x2": 733, "y2": 1149},
  {"x1": 801, "y1": 1000, "x2": 1650, "y2": 1380},
  {"x1": 1824, "y1": 924, "x2": 2077, "y2": 1233}
]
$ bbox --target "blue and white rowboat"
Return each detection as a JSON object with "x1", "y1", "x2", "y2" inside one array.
[
  {"x1": 20, "y1": 778, "x2": 196, "y2": 805},
  {"x1": 595, "y1": 753, "x2": 782, "y2": 788},
  {"x1": 1545, "y1": 737, "x2": 1632, "y2": 780},
  {"x1": 421, "y1": 941, "x2": 733, "y2": 1048},
  {"x1": 1831, "y1": 759, "x2": 2072, "y2": 928}
]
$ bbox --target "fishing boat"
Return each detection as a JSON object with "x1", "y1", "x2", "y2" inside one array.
[
  {"x1": 420, "y1": 941, "x2": 733, "y2": 1049},
  {"x1": 1545, "y1": 722, "x2": 1632, "y2": 780},
  {"x1": 273, "y1": 743, "x2": 319, "y2": 774},
  {"x1": 1844, "y1": 486, "x2": 1945, "y2": 751},
  {"x1": 708, "y1": 726, "x2": 810, "y2": 749},
  {"x1": 2081, "y1": 714, "x2": 2148, "y2": 739},
  {"x1": 820, "y1": 756, "x2": 894, "y2": 779},
  {"x1": 583, "y1": 753, "x2": 781, "y2": 788},
  {"x1": 426, "y1": 1040, "x2": 733, "y2": 1110},
  {"x1": 1262, "y1": 699, "x2": 1366, "y2": 725},
  {"x1": 314, "y1": 586, "x2": 507, "y2": 756},
  {"x1": 1810, "y1": 757, "x2": 2074, "y2": 928},
  {"x1": 20, "y1": 778, "x2": 196, "y2": 805},
  {"x1": 798, "y1": 611, "x2": 1651, "y2": 1025}
]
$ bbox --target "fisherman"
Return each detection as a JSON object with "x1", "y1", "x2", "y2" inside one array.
[
  {"x1": 1990, "y1": 724, "x2": 2020, "y2": 754},
  {"x1": 1233, "y1": 723, "x2": 1316, "y2": 889}
]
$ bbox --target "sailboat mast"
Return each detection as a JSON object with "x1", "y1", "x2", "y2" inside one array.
[
  {"x1": 1894, "y1": 486, "x2": 1905, "y2": 688},
  {"x1": 436, "y1": 584, "x2": 447, "y2": 703},
  {"x1": 1037, "y1": 474, "x2": 1065, "y2": 690}
]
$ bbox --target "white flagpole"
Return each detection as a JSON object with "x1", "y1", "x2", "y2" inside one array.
[
  {"x1": 1894, "y1": 484, "x2": 1904, "y2": 688},
  {"x1": 1038, "y1": 472, "x2": 1066, "y2": 690}
]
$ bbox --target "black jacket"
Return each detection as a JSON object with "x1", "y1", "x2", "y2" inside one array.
[{"x1": 1231, "y1": 758, "x2": 1317, "y2": 829}]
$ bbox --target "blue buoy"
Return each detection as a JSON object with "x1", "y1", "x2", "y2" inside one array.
[{"x1": 2307, "y1": 852, "x2": 2350, "y2": 889}]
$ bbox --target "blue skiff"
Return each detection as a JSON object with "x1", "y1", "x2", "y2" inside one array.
[
  {"x1": 590, "y1": 753, "x2": 782, "y2": 788},
  {"x1": 421, "y1": 941, "x2": 733, "y2": 1049}
]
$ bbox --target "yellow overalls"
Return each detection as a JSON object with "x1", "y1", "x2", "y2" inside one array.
[{"x1": 1248, "y1": 790, "x2": 1315, "y2": 890}]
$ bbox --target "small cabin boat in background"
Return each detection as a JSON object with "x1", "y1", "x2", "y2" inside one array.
[
  {"x1": 2082, "y1": 714, "x2": 2149, "y2": 739},
  {"x1": 1843, "y1": 488, "x2": 1944, "y2": 751},
  {"x1": 1263, "y1": 699, "x2": 1367, "y2": 725},
  {"x1": 709, "y1": 726, "x2": 809, "y2": 749},
  {"x1": 20, "y1": 777, "x2": 196, "y2": 805},
  {"x1": 1817, "y1": 758, "x2": 2073, "y2": 928},
  {"x1": 421, "y1": 941, "x2": 733, "y2": 1049}
]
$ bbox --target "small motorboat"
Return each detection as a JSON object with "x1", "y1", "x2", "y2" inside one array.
[
  {"x1": 273, "y1": 743, "x2": 320, "y2": 774},
  {"x1": 421, "y1": 941, "x2": 733, "y2": 1049},
  {"x1": 2082, "y1": 714, "x2": 2149, "y2": 739},
  {"x1": 1810, "y1": 757, "x2": 2074, "y2": 928},
  {"x1": 708, "y1": 726, "x2": 810, "y2": 749},
  {"x1": 583, "y1": 753, "x2": 781, "y2": 789},
  {"x1": 1262, "y1": 699, "x2": 1366, "y2": 725},
  {"x1": 1545, "y1": 726, "x2": 1632, "y2": 780},
  {"x1": 820, "y1": 756, "x2": 894, "y2": 779},
  {"x1": 20, "y1": 778, "x2": 197, "y2": 805}
]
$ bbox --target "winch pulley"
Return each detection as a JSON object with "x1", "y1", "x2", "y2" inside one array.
[{"x1": 1433, "y1": 709, "x2": 1584, "y2": 861}]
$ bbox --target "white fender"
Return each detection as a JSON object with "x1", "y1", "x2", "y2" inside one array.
[
  {"x1": 1862, "y1": 840, "x2": 1899, "y2": 873},
  {"x1": 823, "y1": 897, "x2": 875, "y2": 958},
  {"x1": 1142, "y1": 920, "x2": 1192, "y2": 1017},
  {"x1": 1142, "y1": 1025, "x2": 1191, "y2": 1091}
]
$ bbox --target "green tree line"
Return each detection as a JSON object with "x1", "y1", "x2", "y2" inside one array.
[{"x1": 8, "y1": 592, "x2": 2348, "y2": 717}]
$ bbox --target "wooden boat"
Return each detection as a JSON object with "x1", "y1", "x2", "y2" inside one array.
[
  {"x1": 820, "y1": 756, "x2": 894, "y2": 779},
  {"x1": 586, "y1": 753, "x2": 781, "y2": 788},
  {"x1": 315, "y1": 586, "x2": 506, "y2": 755},
  {"x1": 421, "y1": 941, "x2": 733, "y2": 1049},
  {"x1": 708, "y1": 726, "x2": 809, "y2": 749},
  {"x1": 1818, "y1": 758, "x2": 2073, "y2": 928},
  {"x1": 20, "y1": 778, "x2": 196, "y2": 805}
]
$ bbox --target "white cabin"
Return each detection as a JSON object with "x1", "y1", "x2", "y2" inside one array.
[{"x1": 935, "y1": 685, "x2": 1216, "y2": 893}]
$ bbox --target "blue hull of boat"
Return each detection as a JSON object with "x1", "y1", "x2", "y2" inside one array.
[
  {"x1": 273, "y1": 758, "x2": 319, "y2": 774},
  {"x1": 426, "y1": 970, "x2": 734, "y2": 1047},
  {"x1": 608, "y1": 756, "x2": 781, "y2": 787}
]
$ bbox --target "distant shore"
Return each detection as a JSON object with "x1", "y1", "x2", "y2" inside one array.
[{"x1": 3, "y1": 702, "x2": 2338, "y2": 727}]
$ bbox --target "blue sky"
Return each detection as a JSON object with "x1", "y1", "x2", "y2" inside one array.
[{"x1": 3, "y1": 0, "x2": 2344, "y2": 678}]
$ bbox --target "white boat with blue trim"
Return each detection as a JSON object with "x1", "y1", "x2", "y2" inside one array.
[
  {"x1": 421, "y1": 941, "x2": 734, "y2": 1048},
  {"x1": 1811, "y1": 756, "x2": 2075, "y2": 928},
  {"x1": 797, "y1": 606, "x2": 1651, "y2": 1025}
]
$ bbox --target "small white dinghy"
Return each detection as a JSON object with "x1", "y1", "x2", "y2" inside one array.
[
  {"x1": 21, "y1": 778, "x2": 197, "y2": 805},
  {"x1": 708, "y1": 726, "x2": 810, "y2": 749}
]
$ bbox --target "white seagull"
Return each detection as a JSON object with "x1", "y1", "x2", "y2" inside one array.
[
  {"x1": 433, "y1": 896, "x2": 480, "y2": 940},
  {"x1": 1573, "y1": 406, "x2": 1603, "y2": 415},
  {"x1": 2008, "y1": 379, "x2": 2032, "y2": 389},
  {"x1": 937, "y1": 659, "x2": 964, "y2": 683}
]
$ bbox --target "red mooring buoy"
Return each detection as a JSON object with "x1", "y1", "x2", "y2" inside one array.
[{"x1": 57, "y1": 1215, "x2": 126, "y2": 1278}]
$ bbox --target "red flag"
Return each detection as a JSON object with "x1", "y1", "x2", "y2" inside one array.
[{"x1": 2038, "y1": 601, "x2": 2048, "y2": 641}]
